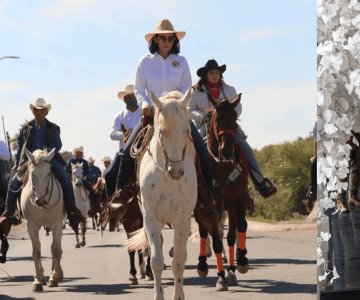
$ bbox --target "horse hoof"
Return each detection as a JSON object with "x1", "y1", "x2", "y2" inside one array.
[
  {"x1": 237, "y1": 263, "x2": 249, "y2": 274},
  {"x1": 215, "y1": 277, "x2": 228, "y2": 291},
  {"x1": 75, "y1": 244, "x2": 80, "y2": 248},
  {"x1": 197, "y1": 269, "x2": 208, "y2": 278},
  {"x1": 32, "y1": 283, "x2": 43, "y2": 292},
  {"x1": 40, "y1": 278, "x2": 47, "y2": 286},
  {"x1": 128, "y1": 276, "x2": 138, "y2": 285},
  {"x1": 145, "y1": 271, "x2": 154, "y2": 281},
  {"x1": 226, "y1": 270, "x2": 237, "y2": 286},
  {"x1": 80, "y1": 241, "x2": 86, "y2": 247},
  {"x1": 48, "y1": 279, "x2": 58, "y2": 287},
  {"x1": 169, "y1": 247, "x2": 174, "y2": 258},
  {"x1": 137, "y1": 273, "x2": 145, "y2": 280}
]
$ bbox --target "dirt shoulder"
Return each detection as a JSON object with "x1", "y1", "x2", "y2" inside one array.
[{"x1": 248, "y1": 219, "x2": 316, "y2": 232}]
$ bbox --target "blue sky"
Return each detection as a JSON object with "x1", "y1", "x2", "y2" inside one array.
[{"x1": 0, "y1": 0, "x2": 316, "y2": 164}]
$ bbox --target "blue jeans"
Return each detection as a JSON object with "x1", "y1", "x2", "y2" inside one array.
[
  {"x1": 5, "y1": 158, "x2": 77, "y2": 214},
  {"x1": 235, "y1": 129, "x2": 265, "y2": 187},
  {"x1": 117, "y1": 121, "x2": 213, "y2": 193},
  {"x1": 104, "y1": 150, "x2": 123, "y2": 196}
]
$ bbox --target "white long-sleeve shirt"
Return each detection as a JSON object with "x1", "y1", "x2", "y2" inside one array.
[
  {"x1": 0, "y1": 139, "x2": 10, "y2": 161},
  {"x1": 110, "y1": 107, "x2": 141, "y2": 150},
  {"x1": 135, "y1": 53, "x2": 192, "y2": 108}
]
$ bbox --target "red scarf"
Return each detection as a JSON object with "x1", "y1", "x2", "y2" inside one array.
[{"x1": 205, "y1": 81, "x2": 220, "y2": 99}]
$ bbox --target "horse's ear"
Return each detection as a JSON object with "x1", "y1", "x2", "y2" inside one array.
[
  {"x1": 180, "y1": 88, "x2": 192, "y2": 108},
  {"x1": 150, "y1": 91, "x2": 163, "y2": 110},
  {"x1": 46, "y1": 148, "x2": 56, "y2": 161},
  {"x1": 25, "y1": 148, "x2": 35, "y2": 162},
  {"x1": 230, "y1": 93, "x2": 242, "y2": 108}
]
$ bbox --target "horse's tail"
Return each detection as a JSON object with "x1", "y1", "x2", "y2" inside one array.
[{"x1": 125, "y1": 227, "x2": 148, "y2": 253}]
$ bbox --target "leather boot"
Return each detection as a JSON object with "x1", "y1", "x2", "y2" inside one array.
[
  {"x1": 348, "y1": 169, "x2": 360, "y2": 206},
  {"x1": 257, "y1": 178, "x2": 277, "y2": 198},
  {"x1": 67, "y1": 208, "x2": 86, "y2": 234}
]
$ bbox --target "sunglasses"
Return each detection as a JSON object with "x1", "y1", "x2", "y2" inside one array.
[{"x1": 157, "y1": 35, "x2": 175, "y2": 43}]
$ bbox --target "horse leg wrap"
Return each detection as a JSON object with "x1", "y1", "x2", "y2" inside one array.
[
  {"x1": 200, "y1": 238, "x2": 207, "y2": 257},
  {"x1": 197, "y1": 255, "x2": 208, "y2": 272},
  {"x1": 215, "y1": 252, "x2": 224, "y2": 273},
  {"x1": 229, "y1": 245, "x2": 235, "y2": 267},
  {"x1": 237, "y1": 232, "x2": 246, "y2": 250}
]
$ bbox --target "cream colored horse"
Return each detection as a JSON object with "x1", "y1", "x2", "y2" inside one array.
[
  {"x1": 21, "y1": 148, "x2": 65, "y2": 292},
  {"x1": 127, "y1": 90, "x2": 197, "y2": 300},
  {"x1": 71, "y1": 162, "x2": 90, "y2": 248}
]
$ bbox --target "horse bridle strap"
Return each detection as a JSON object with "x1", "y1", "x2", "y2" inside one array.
[{"x1": 218, "y1": 129, "x2": 236, "y2": 138}]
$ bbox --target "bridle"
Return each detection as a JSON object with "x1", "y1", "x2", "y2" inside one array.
[
  {"x1": 208, "y1": 112, "x2": 237, "y2": 163},
  {"x1": 29, "y1": 160, "x2": 60, "y2": 209}
]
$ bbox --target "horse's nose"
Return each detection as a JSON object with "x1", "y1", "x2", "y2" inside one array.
[{"x1": 167, "y1": 166, "x2": 184, "y2": 180}]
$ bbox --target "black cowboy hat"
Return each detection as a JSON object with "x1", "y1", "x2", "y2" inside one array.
[{"x1": 196, "y1": 59, "x2": 226, "y2": 78}]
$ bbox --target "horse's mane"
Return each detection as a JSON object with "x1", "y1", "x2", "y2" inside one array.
[{"x1": 158, "y1": 91, "x2": 189, "y2": 124}]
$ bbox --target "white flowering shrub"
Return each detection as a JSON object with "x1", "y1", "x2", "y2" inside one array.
[{"x1": 317, "y1": 0, "x2": 360, "y2": 284}]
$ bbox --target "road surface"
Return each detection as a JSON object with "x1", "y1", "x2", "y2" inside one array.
[{"x1": 0, "y1": 218, "x2": 316, "y2": 299}]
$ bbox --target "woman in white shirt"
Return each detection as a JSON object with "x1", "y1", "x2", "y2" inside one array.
[
  {"x1": 190, "y1": 59, "x2": 277, "y2": 198},
  {"x1": 115, "y1": 19, "x2": 214, "y2": 201}
]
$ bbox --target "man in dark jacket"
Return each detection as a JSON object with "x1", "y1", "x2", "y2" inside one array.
[{"x1": 0, "y1": 98, "x2": 85, "y2": 238}]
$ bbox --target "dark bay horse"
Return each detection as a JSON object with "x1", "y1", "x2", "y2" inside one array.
[
  {"x1": 100, "y1": 191, "x2": 152, "y2": 284},
  {"x1": 196, "y1": 94, "x2": 252, "y2": 290}
]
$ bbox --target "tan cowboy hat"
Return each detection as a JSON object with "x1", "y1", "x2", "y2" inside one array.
[
  {"x1": 101, "y1": 156, "x2": 111, "y2": 163},
  {"x1": 117, "y1": 84, "x2": 135, "y2": 100},
  {"x1": 88, "y1": 157, "x2": 95, "y2": 163},
  {"x1": 145, "y1": 19, "x2": 186, "y2": 43},
  {"x1": 73, "y1": 146, "x2": 84, "y2": 154},
  {"x1": 29, "y1": 98, "x2": 51, "y2": 112}
]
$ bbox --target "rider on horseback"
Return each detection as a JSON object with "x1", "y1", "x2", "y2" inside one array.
[
  {"x1": 105, "y1": 84, "x2": 141, "y2": 197},
  {"x1": 0, "y1": 98, "x2": 85, "y2": 237},
  {"x1": 189, "y1": 59, "x2": 277, "y2": 198},
  {"x1": 111, "y1": 20, "x2": 216, "y2": 218}
]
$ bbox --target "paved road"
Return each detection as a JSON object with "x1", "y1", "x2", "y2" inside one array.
[{"x1": 0, "y1": 219, "x2": 316, "y2": 299}]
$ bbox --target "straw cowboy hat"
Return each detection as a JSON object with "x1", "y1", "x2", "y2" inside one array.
[
  {"x1": 29, "y1": 98, "x2": 51, "y2": 112},
  {"x1": 145, "y1": 19, "x2": 186, "y2": 43},
  {"x1": 101, "y1": 156, "x2": 111, "y2": 163},
  {"x1": 88, "y1": 157, "x2": 95, "y2": 163},
  {"x1": 117, "y1": 84, "x2": 135, "y2": 101},
  {"x1": 73, "y1": 146, "x2": 84, "y2": 154},
  {"x1": 197, "y1": 59, "x2": 226, "y2": 78}
]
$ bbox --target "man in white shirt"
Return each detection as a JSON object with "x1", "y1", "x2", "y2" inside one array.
[{"x1": 105, "y1": 85, "x2": 141, "y2": 197}]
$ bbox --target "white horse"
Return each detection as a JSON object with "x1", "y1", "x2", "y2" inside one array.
[
  {"x1": 20, "y1": 148, "x2": 65, "y2": 292},
  {"x1": 127, "y1": 90, "x2": 197, "y2": 300},
  {"x1": 71, "y1": 162, "x2": 90, "y2": 248}
]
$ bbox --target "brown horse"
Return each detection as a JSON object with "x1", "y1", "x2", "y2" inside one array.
[
  {"x1": 100, "y1": 191, "x2": 152, "y2": 283},
  {"x1": 196, "y1": 94, "x2": 251, "y2": 290}
]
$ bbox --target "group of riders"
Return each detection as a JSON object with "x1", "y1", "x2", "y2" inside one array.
[{"x1": 0, "y1": 19, "x2": 278, "y2": 260}]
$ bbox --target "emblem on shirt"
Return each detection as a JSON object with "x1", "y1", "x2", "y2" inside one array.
[{"x1": 172, "y1": 60, "x2": 179, "y2": 68}]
